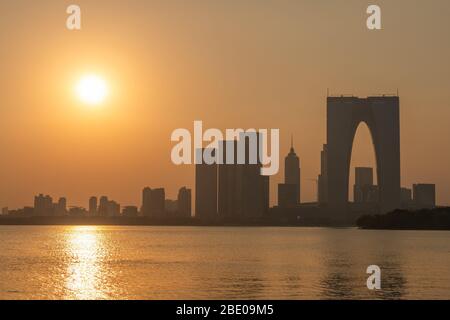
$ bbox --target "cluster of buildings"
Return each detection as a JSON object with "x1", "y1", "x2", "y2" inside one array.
[
  {"x1": 195, "y1": 95, "x2": 438, "y2": 223},
  {"x1": 140, "y1": 187, "x2": 192, "y2": 218},
  {"x1": 0, "y1": 145, "x2": 438, "y2": 222},
  {"x1": 351, "y1": 167, "x2": 436, "y2": 209},
  {"x1": 0, "y1": 96, "x2": 440, "y2": 222},
  {"x1": 3, "y1": 187, "x2": 192, "y2": 219}
]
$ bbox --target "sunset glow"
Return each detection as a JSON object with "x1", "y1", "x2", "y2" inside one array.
[{"x1": 0, "y1": 0, "x2": 450, "y2": 304}]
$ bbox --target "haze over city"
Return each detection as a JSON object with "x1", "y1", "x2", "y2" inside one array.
[{"x1": 1, "y1": 0, "x2": 449, "y2": 210}]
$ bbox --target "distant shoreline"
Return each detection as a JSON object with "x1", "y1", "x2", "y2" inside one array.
[
  {"x1": 2, "y1": 208, "x2": 450, "y2": 230},
  {"x1": 0, "y1": 216, "x2": 349, "y2": 228},
  {"x1": 357, "y1": 208, "x2": 450, "y2": 230}
]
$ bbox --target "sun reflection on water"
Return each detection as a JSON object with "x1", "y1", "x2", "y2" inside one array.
[{"x1": 64, "y1": 226, "x2": 109, "y2": 300}]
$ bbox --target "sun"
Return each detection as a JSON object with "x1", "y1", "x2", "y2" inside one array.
[{"x1": 76, "y1": 75, "x2": 108, "y2": 105}]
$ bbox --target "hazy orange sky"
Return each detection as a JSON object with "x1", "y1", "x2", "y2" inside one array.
[{"x1": 0, "y1": 0, "x2": 449, "y2": 209}]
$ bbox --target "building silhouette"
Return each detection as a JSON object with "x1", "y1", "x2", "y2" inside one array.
[
  {"x1": 142, "y1": 187, "x2": 165, "y2": 217},
  {"x1": 122, "y1": 206, "x2": 138, "y2": 217},
  {"x1": 68, "y1": 206, "x2": 87, "y2": 217},
  {"x1": 318, "y1": 144, "x2": 328, "y2": 205},
  {"x1": 278, "y1": 184, "x2": 297, "y2": 208},
  {"x1": 241, "y1": 132, "x2": 269, "y2": 218},
  {"x1": 107, "y1": 200, "x2": 121, "y2": 217},
  {"x1": 218, "y1": 140, "x2": 238, "y2": 218},
  {"x1": 177, "y1": 187, "x2": 192, "y2": 218},
  {"x1": 278, "y1": 137, "x2": 301, "y2": 208},
  {"x1": 216, "y1": 133, "x2": 269, "y2": 219},
  {"x1": 89, "y1": 196, "x2": 98, "y2": 216},
  {"x1": 142, "y1": 187, "x2": 152, "y2": 217},
  {"x1": 354, "y1": 167, "x2": 374, "y2": 203},
  {"x1": 400, "y1": 187, "x2": 413, "y2": 208},
  {"x1": 152, "y1": 188, "x2": 165, "y2": 217},
  {"x1": 56, "y1": 197, "x2": 67, "y2": 216},
  {"x1": 413, "y1": 184, "x2": 436, "y2": 209},
  {"x1": 32, "y1": 195, "x2": 68, "y2": 217},
  {"x1": 284, "y1": 136, "x2": 301, "y2": 204},
  {"x1": 34, "y1": 194, "x2": 53, "y2": 216},
  {"x1": 98, "y1": 196, "x2": 109, "y2": 216},
  {"x1": 195, "y1": 148, "x2": 218, "y2": 219},
  {"x1": 325, "y1": 96, "x2": 401, "y2": 216}
]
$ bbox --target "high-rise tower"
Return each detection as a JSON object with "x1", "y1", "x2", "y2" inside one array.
[
  {"x1": 284, "y1": 135, "x2": 301, "y2": 204},
  {"x1": 89, "y1": 196, "x2": 98, "y2": 216},
  {"x1": 195, "y1": 148, "x2": 218, "y2": 219}
]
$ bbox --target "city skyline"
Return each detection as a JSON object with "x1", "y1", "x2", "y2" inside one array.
[
  {"x1": 1, "y1": 101, "x2": 438, "y2": 220},
  {"x1": 0, "y1": 90, "x2": 442, "y2": 216}
]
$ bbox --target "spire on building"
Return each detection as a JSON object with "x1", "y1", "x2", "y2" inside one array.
[{"x1": 289, "y1": 134, "x2": 296, "y2": 155}]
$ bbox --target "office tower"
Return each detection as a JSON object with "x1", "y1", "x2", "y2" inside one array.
[
  {"x1": 318, "y1": 144, "x2": 328, "y2": 205},
  {"x1": 413, "y1": 184, "x2": 436, "y2": 209},
  {"x1": 278, "y1": 184, "x2": 297, "y2": 208},
  {"x1": 400, "y1": 188, "x2": 413, "y2": 208},
  {"x1": 1, "y1": 207, "x2": 8, "y2": 216},
  {"x1": 107, "y1": 200, "x2": 121, "y2": 217},
  {"x1": 195, "y1": 148, "x2": 218, "y2": 219},
  {"x1": 326, "y1": 96, "x2": 400, "y2": 215},
  {"x1": 142, "y1": 187, "x2": 152, "y2": 217},
  {"x1": 218, "y1": 140, "x2": 239, "y2": 218},
  {"x1": 217, "y1": 134, "x2": 269, "y2": 219},
  {"x1": 89, "y1": 196, "x2": 98, "y2": 216},
  {"x1": 142, "y1": 187, "x2": 165, "y2": 217},
  {"x1": 56, "y1": 197, "x2": 67, "y2": 216},
  {"x1": 122, "y1": 206, "x2": 138, "y2": 217},
  {"x1": 246, "y1": 132, "x2": 270, "y2": 218},
  {"x1": 285, "y1": 136, "x2": 301, "y2": 204},
  {"x1": 238, "y1": 132, "x2": 269, "y2": 218},
  {"x1": 177, "y1": 187, "x2": 192, "y2": 218},
  {"x1": 34, "y1": 194, "x2": 53, "y2": 216},
  {"x1": 353, "y1": 167, "x2": 374, "y2": 203},
  {"x1": 151, "y1": 188, "x2": 165, "y2": 217},
  {"x1": 98, "y1": 196, "x2": 109, "y2": 216}
]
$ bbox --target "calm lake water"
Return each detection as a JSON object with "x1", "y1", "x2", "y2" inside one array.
[{"x1": 0, "y1": 226, "x2": 449, "y2": 300}]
